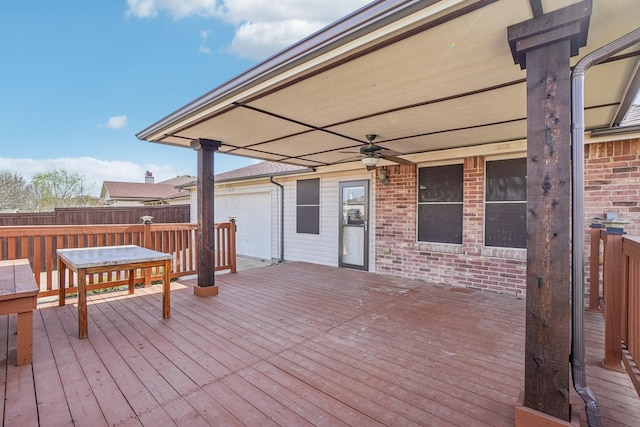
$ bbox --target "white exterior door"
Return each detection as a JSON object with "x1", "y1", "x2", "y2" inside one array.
[
  {"x1": 339, "y1": 180, "x2": 369, "y2": 270},
  {"x1": 215, "y1": 192, "x2": 272, "y2": 260}
]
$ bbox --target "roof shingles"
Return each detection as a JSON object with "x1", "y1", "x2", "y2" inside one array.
[
  {"x1": 214, "y1": 161, "x2": 310, "y2": 183},
  {"x1": 102, "y1": 182, "x2": 184, "y2": 200}
]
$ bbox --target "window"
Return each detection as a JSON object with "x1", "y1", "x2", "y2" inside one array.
[
  {"x1": 417, "y1": 164, "x2": 463, "y2": 244},
  {"x1": 296, "y1": 178, "x2": 320, "y2": 234},
  {"x1": 485, "y1": 158, "x2": 526, "y2": 248}
]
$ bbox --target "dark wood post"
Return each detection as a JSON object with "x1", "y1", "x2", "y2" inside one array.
[
  {"x1": 508, "y1": 1, "x2": 591, "y2": 422},
  {"x1": 191, "y1": 138, "x2": 221, "y2": 296}
]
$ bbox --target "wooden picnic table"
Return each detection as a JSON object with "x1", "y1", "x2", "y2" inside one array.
[{"x1": 57, "y1": 245, "x2": 172, "y2": 339}]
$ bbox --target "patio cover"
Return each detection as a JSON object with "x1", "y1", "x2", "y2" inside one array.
[{"x1": 137, "y1": 0, "x2": 640, "y2": 168}]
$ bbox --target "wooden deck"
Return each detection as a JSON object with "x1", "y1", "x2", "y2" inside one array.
[{"x1": 1, "y1": 262, "x2": 638, "y2": 426}]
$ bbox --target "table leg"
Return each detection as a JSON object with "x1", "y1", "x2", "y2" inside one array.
[
  {"x1": 78, "y1": 268, "x2": 88, "y2": 339},
  {"x1": 163, "y1": 259, "x2": 171, "y2": 319},
  {"x1": 16, "y1": 309, "x2": 33, "y2": 365},
  {"x1": 58, "y1": 258, "x2": 66, "y2": 306},
  {"x1": 128, "y1": 269, "x2": 135, "y2": 294}
]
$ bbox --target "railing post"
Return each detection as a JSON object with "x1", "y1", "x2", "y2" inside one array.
[
  {"x1": 622, "y1": 246, "x2": 629, "y2": 346},
  {"x1": 229, "y1": 218, "x2": 237, "y2": 274},
  {"x1": 602, "y1": 229, "x2": 624, "y2": 371},
  {"x1": 142, "y1": 216, "x2": 153, "y2": 287},
  {"x1": 589, "y1": 225, "x2": 602, "y2": 310}
]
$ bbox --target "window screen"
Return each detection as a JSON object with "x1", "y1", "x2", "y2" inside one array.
[
  {"x1": 485, "y1": 158, "x2": 527, "y2": 248},
  {"x1": 296, "y1": 178, "x2": 320, "y2": 234},
  {"x1": 417, "y1": 164, "x2": 463, "y2": 244}
]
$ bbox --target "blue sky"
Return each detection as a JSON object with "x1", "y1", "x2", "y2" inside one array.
[{"x1": 0, "y1": 0, "x2": 371, "y2": 195}]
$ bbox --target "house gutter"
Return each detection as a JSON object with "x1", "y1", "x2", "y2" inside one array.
[
  {"x1": 571, "y1": 27, "x2": 640, "y2": 427},
  {"x1": 269, "y1": 177, "x2": 285, "y2": 263}
]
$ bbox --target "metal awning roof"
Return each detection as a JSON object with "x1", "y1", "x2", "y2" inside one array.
[{"x1": 137, "y1": 0, "x2": 640, "y2": 170}]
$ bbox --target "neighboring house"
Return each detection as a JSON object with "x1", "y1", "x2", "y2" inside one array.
[{"x1": 100, "y1": 171, "x2": 193, "y2": 206}]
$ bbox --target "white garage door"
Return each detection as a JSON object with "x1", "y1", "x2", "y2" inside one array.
[{"x1": 215, "y1": 192, "x2": 272, "y2": 260}]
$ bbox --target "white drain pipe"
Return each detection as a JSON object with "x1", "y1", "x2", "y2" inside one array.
[{"x1": 571, "y1": 27, "x2": 640, "y2": 427}]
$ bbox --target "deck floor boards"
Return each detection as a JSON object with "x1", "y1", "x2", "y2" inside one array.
[{"x1": 1, "y1": 261, "x2": 639, "y2": 426}]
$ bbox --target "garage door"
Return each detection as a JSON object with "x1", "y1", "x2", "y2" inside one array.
[{"x1": 215, "y1": 192, "x2": 272, "y2": 260}]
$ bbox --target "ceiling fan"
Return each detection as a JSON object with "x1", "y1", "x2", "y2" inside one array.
[{"x1": 355, "y1": 134, "x2": 414, "y2": 171}]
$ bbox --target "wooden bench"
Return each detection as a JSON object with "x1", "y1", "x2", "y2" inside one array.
[{"x1": 0, "y1": 259, "x2": 39, "y2": 365}]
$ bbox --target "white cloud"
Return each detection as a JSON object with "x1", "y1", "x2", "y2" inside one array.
[
  {"x1": 126, "y1": 0, "x2": 219, "y2": 19},
  {"x1": 200, "y1": 29, "x2": 211, "y2": 40},
  {"x1": 126, "y1": 0, "x2": 372, "y2": 59},
  {"x1": 0, "y1": 157, "x2": 183, "y2": 197},
  {"x1": 199, "y1": 45, "x2": 213, "y2": 55},
  {"x1": 228, "y1": 19, "x2": 324, "y2": 59},
  {"x1": 103, "y1": 115, "x2": 128, "y2": 129}
]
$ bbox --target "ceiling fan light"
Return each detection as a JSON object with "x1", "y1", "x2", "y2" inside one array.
[{"x1": 361, "y1": 156, "x2": 379, "y2": 167}]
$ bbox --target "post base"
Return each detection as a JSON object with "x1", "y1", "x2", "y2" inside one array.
[
  {"x1": 602, "y1": 358, "x2": 626, "y2": 373},
  {"x1": 515, "y1": 391, "x2": 580, "y2": 427},
  {"x1": 193, "y1": 284, "x2": 219, "y2": 297}
]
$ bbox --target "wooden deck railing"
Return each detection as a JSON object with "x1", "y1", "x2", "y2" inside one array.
[
  {"x1": 589, "y1": 226, "x2": 640, "y2": 396},
  {"x1": 0, "y1": 222, "x2": 236, "y2": 298}
]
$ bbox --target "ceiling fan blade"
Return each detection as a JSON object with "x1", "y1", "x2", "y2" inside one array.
[
  {"x1": 380, "y1": 153, "x2": 414, "y2": 166},
  {"x1": 337, "y1": 155, "x2": 364, "y2": 163}
]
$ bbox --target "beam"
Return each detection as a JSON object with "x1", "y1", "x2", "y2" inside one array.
[
  {"x1": 508, "y1": 1, "x2": 592, "y2": 422},
  {"x1": 191, "y1": 138, "x2": 222, "y2": 296},
  {"x1": 508, "y1": 0, "x2": 591, "y2": 69},
  {"x1": 529, "y1": 0, "x2": 543, "y2": 18}
]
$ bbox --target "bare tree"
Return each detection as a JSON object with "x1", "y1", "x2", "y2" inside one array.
[
  {"x1": 0, "y1": 170, "x2": 33, "y2": 211},
  {"x1": 30, "y1": 168, "x2": 97, "y2": 212}
]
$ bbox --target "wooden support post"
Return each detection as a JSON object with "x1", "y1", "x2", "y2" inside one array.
[
  {"x1": 602, "y1": 230, "x2": 624, "y2": 371},
  {"x1": 508, "y1": 1, "x2": 591, "y2": 422},
  {"x1": 589, "y1": 225, "x2": 602, "y2": 310},
  {"x1": 191, "y1": 138, "x2": 222, "y2": 297}
]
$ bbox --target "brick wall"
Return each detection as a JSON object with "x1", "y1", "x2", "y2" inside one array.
[
  {"x1": 375, "y1": 160, "x2": 527, "y2": 296},
  {"x1": 373, "y1": 138, "x2": 639, "y2": 297},
  {"x1": 584, "y1": 139, "x2": 640, "y2": 235},
  {"x1": 584, "y1": 138, "x2": 640, "y2": 287}
]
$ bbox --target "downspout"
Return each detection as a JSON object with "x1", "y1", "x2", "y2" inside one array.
[
  {"x1": 269, "y1": 177, "x2": 285, "y2": 263},
  {"x1": 571, "y1": 27, "x2": 640, "y2": 427}
]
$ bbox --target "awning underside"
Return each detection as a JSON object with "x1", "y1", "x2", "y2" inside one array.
[{"x1": 142, "y1": 0, "x2": 640, "y2": 169}]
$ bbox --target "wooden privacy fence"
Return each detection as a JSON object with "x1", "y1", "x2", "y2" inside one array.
[
  {"x1": 0, "y1": 205, "x2": 190, "y2": 226},
  {"x1": 0, "y1": 222, "x2": 236, "y2": 298},
  {"x1": 589, "y1": 226, "x2": 640, "y2": 397}
]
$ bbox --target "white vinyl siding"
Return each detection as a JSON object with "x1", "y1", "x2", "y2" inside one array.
[
  {"x1": 190, "y1": 169, "x2": 375, "y2": 268},
  {"x1": 282, "y1": 171, "x2": 373, "y2": 267}
]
